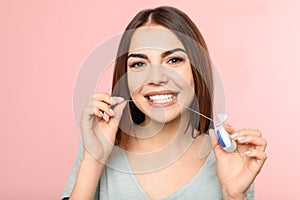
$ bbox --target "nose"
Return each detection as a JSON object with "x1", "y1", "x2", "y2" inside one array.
[{"x1": 147, "y1": 64, "x2": 168, "y2": 85}]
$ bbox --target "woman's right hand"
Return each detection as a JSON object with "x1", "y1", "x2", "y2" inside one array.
[{"x1": 80, "y1": 92, "x2": 126, "y2": 163}]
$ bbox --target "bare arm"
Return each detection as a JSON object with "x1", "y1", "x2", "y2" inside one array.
[
  {"x1": 67, "y1": 93, "x2": 126, "y2": 199},
  {"x1": 69, "y1": 155, "x2": 104, "y2": 200}
]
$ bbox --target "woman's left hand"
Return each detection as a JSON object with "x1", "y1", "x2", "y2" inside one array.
[{"x1": 209, "y1": 125, "x2": 267, "y2": 199}]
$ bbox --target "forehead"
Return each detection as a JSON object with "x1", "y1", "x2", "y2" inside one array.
[{"x1": 128, "y1": 26, "x2": 185, "y2": 52}]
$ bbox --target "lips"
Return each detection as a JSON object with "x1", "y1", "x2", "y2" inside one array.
[{"x1": 144, "y1": 90, "x2": 178, "y2": 107}]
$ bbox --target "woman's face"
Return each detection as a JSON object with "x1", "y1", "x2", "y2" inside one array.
[{"x1": 127, "y1": 25, "x2": 195, "y2": 124}]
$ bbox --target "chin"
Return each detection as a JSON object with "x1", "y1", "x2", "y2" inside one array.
[{"x1": 143, "y1": 107, "x2": 183, "y2": 124}]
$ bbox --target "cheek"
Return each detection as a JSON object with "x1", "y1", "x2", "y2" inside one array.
[
  {"x1": 127, "y1": 70, "x2": 147, "y2": 95},
  {"x1": 186, "y1": 67, "x2": 195, "y2": 90},
  {"x1": 177, "y1": 67, "x2": 195, "y2": 90},
  {"x1": 186, "y1": 70, "x2": 195, "y2": 89}
]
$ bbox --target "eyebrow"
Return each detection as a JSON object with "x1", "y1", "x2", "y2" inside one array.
[
  {"x1": 162, "y1": 48, "x2": 186, "y2": 58},
  {"x1": 127, "y1": 48, "x2": 186, "y2": 60}
]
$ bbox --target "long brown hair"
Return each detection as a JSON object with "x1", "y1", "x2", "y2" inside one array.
[{"x1": 111, "y1": 6, "x2": 213, "y2": 146}]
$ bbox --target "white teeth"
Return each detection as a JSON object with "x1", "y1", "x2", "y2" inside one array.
[{"x1": 148, "y1": 94, "x2": 175, "y2": 103}]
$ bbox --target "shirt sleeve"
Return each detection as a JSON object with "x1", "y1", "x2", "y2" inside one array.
[
  {"x1": 61, "y1": 143, "x2": 84, "y2": 199},
  {"x1": 246, "y1": 182, "x2": 255, "y2": 200}
]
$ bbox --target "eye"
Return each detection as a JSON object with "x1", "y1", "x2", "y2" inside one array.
[
  {"x1": 167, "y1": 57, "x2": 184, "y2": 65},
  {"x1": 129, "y1": 61, "x2": 146, "y2": 68}
]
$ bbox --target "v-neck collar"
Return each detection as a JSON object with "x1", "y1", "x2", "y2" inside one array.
[{"x1": 121, "y1": 150, "x2": 214, "y2": 199}]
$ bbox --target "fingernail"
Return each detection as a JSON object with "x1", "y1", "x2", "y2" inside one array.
[
  {"x1": 111, "y1": 96, "x2": 125, "y2": 104},
  {"x1": 103, "y1": 114, "x2": 109, "y2": 122},
  {"x1": 244, "y1": 150, "x2": 251, "y2": 155},
  {"x1": 237, "y1": 136, "x2": 246, "y2": 141},
  {"x1": 114, "y1": 96, "x2": 125, "y2": 103},
  {"x1": 99, "y1": 111, "x2": 104, "y2": 117},
  {"x1": 224, "y1": 121, "x2": 231, "y2": 126},
  {"x1": 109, "y1": 108, "x2": 115, "y2": 116},
  {"x1": 230, "y1": 132, "x2": 239, "y2": 139},
  {"x1": 110, "y1": 97, "x2": 117, "y2": 105}
]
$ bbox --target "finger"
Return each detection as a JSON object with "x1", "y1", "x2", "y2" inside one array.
[
  {"x1": 208, "y1": 129, "x2": 218, "y2": 148},
  {"x1": 208, "y1": 128, "x2": 227, "y2": 154},
  {"x1": 236, "y1": 135, "x2": 267, "y2": 151},
  {"x1": 111, "y1": 96, "x2": 125, "y2": 105},
  {"x1": 223, "y1": 124, "x2": 237, "y2": 134},
  {"x1": 113, "y1": 101, "x2": 127, "y2": 121},
  {"x1": 244, "y1": 149, "x2": 268, "y2": 165},
  {"x1": 208, "y1": 129, "x2": 231, "y2": 163},
  {"x1": 82, "y1": 107, "x2": 104, "y2": 119},
  {"x1": 90, "y1": 100, "x2": 115, "y2": 117},
  {"x1": 88, "y1": 93, "x2": 124, "y2": 106},
  {"x1": 235, "y1": 128, "x2": 262, "y2": 137},
  {"x1": 80, "y1": 107, "x2": 104, "y2": 131},
  {"x1": 107, "y1": 101, "x2": 127, "y2": 128},
  {"x1": 230, "y1": 129, "x2": 263, "y2": 143},
  {"x1": 88, "y1": 92, "x2": 110, "y2": 102}
]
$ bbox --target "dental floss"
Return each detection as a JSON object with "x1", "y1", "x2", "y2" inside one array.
[
  {"x1": 182, "y1": 105, "x2": 237, "y2": 153},
  {"x1": 183, "y1": 105, "x2": 216, "y2": 123},
  {"x1": 118, "y1": 99, "x2": 237, "y2": 152}
]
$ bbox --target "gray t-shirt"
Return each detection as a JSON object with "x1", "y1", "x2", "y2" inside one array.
[{"x1": 62, "y1": 144, "x2": 255, "y2": 199}]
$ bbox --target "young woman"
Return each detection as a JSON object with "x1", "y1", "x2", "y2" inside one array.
[{"x1": 62, "y1": 6, "x2": 267, "y2": 200}]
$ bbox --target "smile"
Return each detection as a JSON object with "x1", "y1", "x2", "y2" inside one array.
[
  {"x1": 144, "y1": 90, "x2": 178, "y2": 107},
  {"x1": 148, "y1": 94, "x2": 175, "y2": 103}
]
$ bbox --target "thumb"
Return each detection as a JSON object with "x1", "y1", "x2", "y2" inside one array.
[
  {"x1": 208, "y1": 128, "x2": 225, "y2": 158},
  {"x1": 108, "y1": 100, "x2": 127, "y2": 129},
  {"x1": 114, "y1": 101, "x2": 127, "y2": 121},
  {"x1": 208, "y1": 129, "x2": 218, "y2": 148}
]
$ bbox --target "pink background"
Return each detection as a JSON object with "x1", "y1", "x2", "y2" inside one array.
[{"x1": 1, "y1": 0, "x2": 299, "y2": 199}]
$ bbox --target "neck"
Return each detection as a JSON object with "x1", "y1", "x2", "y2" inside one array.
[{"x1": 126, "y1": 111, "x2": 194, "y2": 153}]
